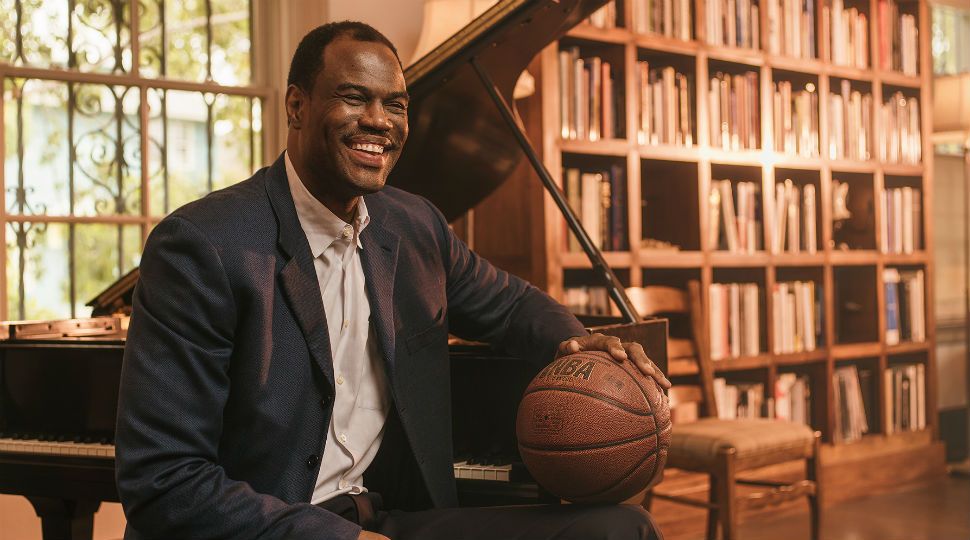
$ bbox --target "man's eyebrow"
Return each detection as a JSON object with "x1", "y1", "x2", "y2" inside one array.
[{"x1": 336, "y1": 83, "x2": 409, "y2": 101}]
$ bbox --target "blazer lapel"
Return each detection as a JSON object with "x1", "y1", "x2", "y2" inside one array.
[
  {"x1": 360, "y1": 194, "x2": 400, "y2": 376},
  {"x1": 265, "y1": 154, "x2": 335, "y2": 387}
]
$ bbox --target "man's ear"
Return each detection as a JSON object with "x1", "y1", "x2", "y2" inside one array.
[{"x1": 284, "y1": 84, "x2": 305, "y2": 128}]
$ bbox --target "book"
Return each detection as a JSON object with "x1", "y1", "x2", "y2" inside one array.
[{"x1": 883, "y1": 267, "x2": 901, "y2": 345}]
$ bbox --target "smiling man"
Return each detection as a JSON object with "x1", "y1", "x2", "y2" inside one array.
[{"x1": 115, "y1": 21, "x2": 667, "y2": 540}]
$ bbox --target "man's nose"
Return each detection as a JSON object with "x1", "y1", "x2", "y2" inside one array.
[{"x1": 360, "y1": 101, "x2": 393, "y2": 131}]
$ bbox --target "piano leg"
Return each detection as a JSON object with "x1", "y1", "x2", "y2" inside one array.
[{"x1": 26, "y1": 497, "x2": 101, "y2": 540}]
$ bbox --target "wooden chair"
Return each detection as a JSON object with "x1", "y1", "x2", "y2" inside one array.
[{"x1": 635, "y1": 281, "x2": 822, "y2": 540}]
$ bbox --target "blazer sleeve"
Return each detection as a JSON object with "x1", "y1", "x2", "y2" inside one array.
[
  {"x1": 115, "y1": 215, "x2": 361, "y2": 540},
  {"x1": 419, "y1": 198, "x2": 587, "y2": 366}
]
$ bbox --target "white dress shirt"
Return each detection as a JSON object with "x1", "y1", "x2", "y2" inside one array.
[{"x1": 284, "y1": 153, "x2": 390, "y2": 505}]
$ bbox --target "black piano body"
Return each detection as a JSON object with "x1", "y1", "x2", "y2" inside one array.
[{"x1": 0, "y1": 0, "x2": 670, "y2": 537}]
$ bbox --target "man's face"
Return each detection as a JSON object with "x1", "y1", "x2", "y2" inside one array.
[{"x1": 290, "y1": 37, "x2": 409, "y2": 199}]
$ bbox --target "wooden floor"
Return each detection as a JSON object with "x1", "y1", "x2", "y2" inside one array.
[{"x1": 668, "y1": 475, "x2": 970, "y2": 540}]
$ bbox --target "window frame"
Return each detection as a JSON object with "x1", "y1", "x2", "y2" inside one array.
[{"x1": 0, "y1": 0, "x2": 281, "y2": 320}]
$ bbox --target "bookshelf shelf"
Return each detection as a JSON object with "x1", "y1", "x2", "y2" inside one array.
[
  {"x1": 637, "y1": 251, "x2": 704, "y2": 267},
  {"x1": 468, "y1": 0, "x2": 940, "y2": 503},
  {"x1": 706, "y1": 46, "x2": 766, "y2": 66},
  {"x1": 710, "y1": 252, "x2": 772, "y2": 266},
  {"x1": 568, "y1": 24, "x2": 634, "y2": 43},
  {"x1": 561, "y1": 251, "x2": 634, "y2": 268},
  {"x1": 885, "y1": 341, "x2": 930, "y2": 354},
  {"x1": 772, "y1": 253, "x2": 826, "y2": 266},
  {"x1": 713, "y1": 355, "x2": 772, "y2": 371},
  {"x1": 560, "y1": 139, "x2": 630, "y2": 156},
  {"x1": 882, "y1": 252, "x2": 927, "y2": 264},
  {"x1": 829, "y1": 159, "x2": 877, "y2": 173},
  {"x1": 774, "y1": 350, "x2": 829, "y2": 365},
  {"x1": 882, "y1": 163, "x2": 924, "y2": 175},
  {"x1": 877, "y1": 70, "x2": 922, "y2": 88},
  {"x1": 767, "y1": 55, "x2": 826, "y2": 74},
  {"x1": 832, "y1": 342, "x2": 884, "y2": 359},
  {"x1": 632, "y1": 35, "x2": 701, "y2": 55}
]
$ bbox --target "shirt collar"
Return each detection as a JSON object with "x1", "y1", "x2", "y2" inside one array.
[{"x1": 285, "y1": 151, "x2": 369, "y2": 258}]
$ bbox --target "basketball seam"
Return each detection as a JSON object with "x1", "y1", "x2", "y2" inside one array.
[
  {"x1": 617, "y1": 359, "x2": 658, "y2": 412},
  {"x1": 573, "y1": 422, "x2": 672, "y2": 501},
  {"x1": 521, "y1": 386, "x2": 655, "y2": 417},
  {"x1": 518, "y1": 425, "x2": 663, "y2": 452}
]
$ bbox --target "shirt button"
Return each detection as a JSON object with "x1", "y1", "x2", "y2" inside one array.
[
  {"x1": 342, "y1": 321, "x2": 349, "y2": 330},
  {"x1": 339, "y1": 433, "x2": 348, "y2": 444},
  {"x1": 306, "y1": 454, "x2": 319, "y2": 468},
  {"x1": 336, "y1": 375, "x2": 344, "y2": 386},
  {"x1": 342, "y1": 226, "x2": 353, "y2": 239},
  {"x1": 339, "y1": 480, "x2": 348, "y2": 489}
]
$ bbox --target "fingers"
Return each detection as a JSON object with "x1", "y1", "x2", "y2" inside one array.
[
  {"x1": 556, "y1": 337, "x2": 582, "y2": 358},
  {"x1": 556, "y1": 334, "x2": 671, "y2": 390},
  {"x1": 624, "y1": 341, "x2": 672, "y2": 389}
]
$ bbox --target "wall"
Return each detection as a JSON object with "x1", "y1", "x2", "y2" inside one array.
[{"x1": 933, "y1": 151, "x2": 970, "y2": 460}]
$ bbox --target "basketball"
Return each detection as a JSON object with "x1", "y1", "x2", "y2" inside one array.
[{"x1": 516, "y1": 350, "x2": 671, "y2": 503}]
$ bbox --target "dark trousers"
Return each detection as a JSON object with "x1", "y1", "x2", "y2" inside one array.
[
  {"x1": 334, "y1": 410, "x2": 664, "y2": 539},
  {"x1": 318, "y1": 493, "x2": 664, "y2": 540}
]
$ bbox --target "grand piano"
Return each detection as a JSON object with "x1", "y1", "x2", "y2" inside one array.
[{"x1": 0, "y1": 1, "x2": 668, "y2": 538}]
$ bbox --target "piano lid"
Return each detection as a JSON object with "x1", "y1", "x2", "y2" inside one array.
[{"x1": 390, "y1": 0, "x2": 609, "y2": 221}]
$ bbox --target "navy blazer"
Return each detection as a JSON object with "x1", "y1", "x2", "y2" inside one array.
[{"x1": 115, "y1": 154, "x2": 586, "y2": 540}]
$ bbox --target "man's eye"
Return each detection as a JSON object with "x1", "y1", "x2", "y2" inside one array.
[
  {"x1": 344, "y1": 94, "x2": 365, "y2": 103},
  {"x1": 387, "y1": 102, "x2": 407, "y2": 112}
]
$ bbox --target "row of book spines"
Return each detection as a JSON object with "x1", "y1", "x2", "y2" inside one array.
[
  {"x1": 563, "y1": 167, "x2": 629, "y2": 253},
  {"x1": 772, "y1": 280, "x2": 823, "y2": 354},
  {"x1": 876, "y1": 0, "x2": 920, "y2": 75},
  {"x1": 631, "y1": 0, "x2": 693, "y2": 39},
  {"x1": 587, "y1": 2, "x2": 621, "y2": 30},
  {"x1": 558, "y1": 49, "x2": 620, "y2": 142},
  {"x1": 767, "y1": 180, "x2": 818, "y2": 254},
  {"x1": 713, "y1": 373, "x2": 811, "y2": 423},
  {"x1": 556, "y1": 61, "x2": 920, "y2": 156},
  {"x1": 822, "y1": 0, "x2": 869, "y2": 69},
  {"x1": 880, "y1": 187, "x2": 922, "y2": 254},
  {"x1": 883, "y1": 267, "x2": 925, "y2": 345},
  {"x1": 885, "y1": 362, "x2": 927, "y2": 434},
  {"x1": 714, "y1": 378, "x2": 765, "y2": 419},
  {"x1": 705, "y1": 0, "x2": 761, "y2": 49},
  {"x1": 833, "y1": 362, "x2": 927, "y2": 442},
  {"x1": 710, "y1": 179, "x2": 763, "y2": 253},
  {"x1": 826, "y1": 86, "x2": 874, "y2": 161},
  {"x1": 877, "y1": 92, "x2": 921, "y2": 165},
  {"x1": 833, "y1": 364, "x2": 871, "y2": 442},
  {"x1": 636, "y1": 63, "x2": 695, "y2": 146},
  {"x1": 578, "y1": 0, "x2": 920, "y2": 73},
  {"x1": 708, "y1": 71, "x2": 761, "y2": 151},
  {"x1": 765, "y1": 0, "x2": 817, "y2": 58},
  {"x1": 709, "y1": 282, "x2": 761, "y2": 360},
  {"x1": 772, "y1": 81, "x2": 819, "y2": 158},
  {"x1": 707, "y1": 363, "x2": 924, "y2": 437}
]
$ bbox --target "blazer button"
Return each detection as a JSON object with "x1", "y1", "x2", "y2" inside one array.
[
  {"x1": 320, "y1": 395, "x2": 332, "y2": 409},
  {"x1": 306, "y1": 454, "x2": 320, "y2": 469}
]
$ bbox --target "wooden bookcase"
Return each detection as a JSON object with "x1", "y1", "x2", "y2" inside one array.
[{"x1": 465, "y1": 0, "x2": 946, "y2": 512}]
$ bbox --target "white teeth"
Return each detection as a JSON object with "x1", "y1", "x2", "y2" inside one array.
[{"x1": 350, "y1": 143, "x2": 385, "y2": 154}]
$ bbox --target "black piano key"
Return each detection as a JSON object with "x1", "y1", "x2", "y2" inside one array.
[
  {"x1": 56, "y1": 434, "x2": 68, "y2": 442},
  {"x1": 73, "y1": 435, "x2": 83, "y2": 443}
]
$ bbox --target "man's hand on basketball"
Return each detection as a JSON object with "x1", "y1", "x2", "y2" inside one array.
[{"x1": 557, "y1": 333, "x2": 671, "y2": 390}]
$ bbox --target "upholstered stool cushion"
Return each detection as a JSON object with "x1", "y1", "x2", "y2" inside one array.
[{"x1": 668, "y1": 418, "x2": 815, "y2": 471}]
